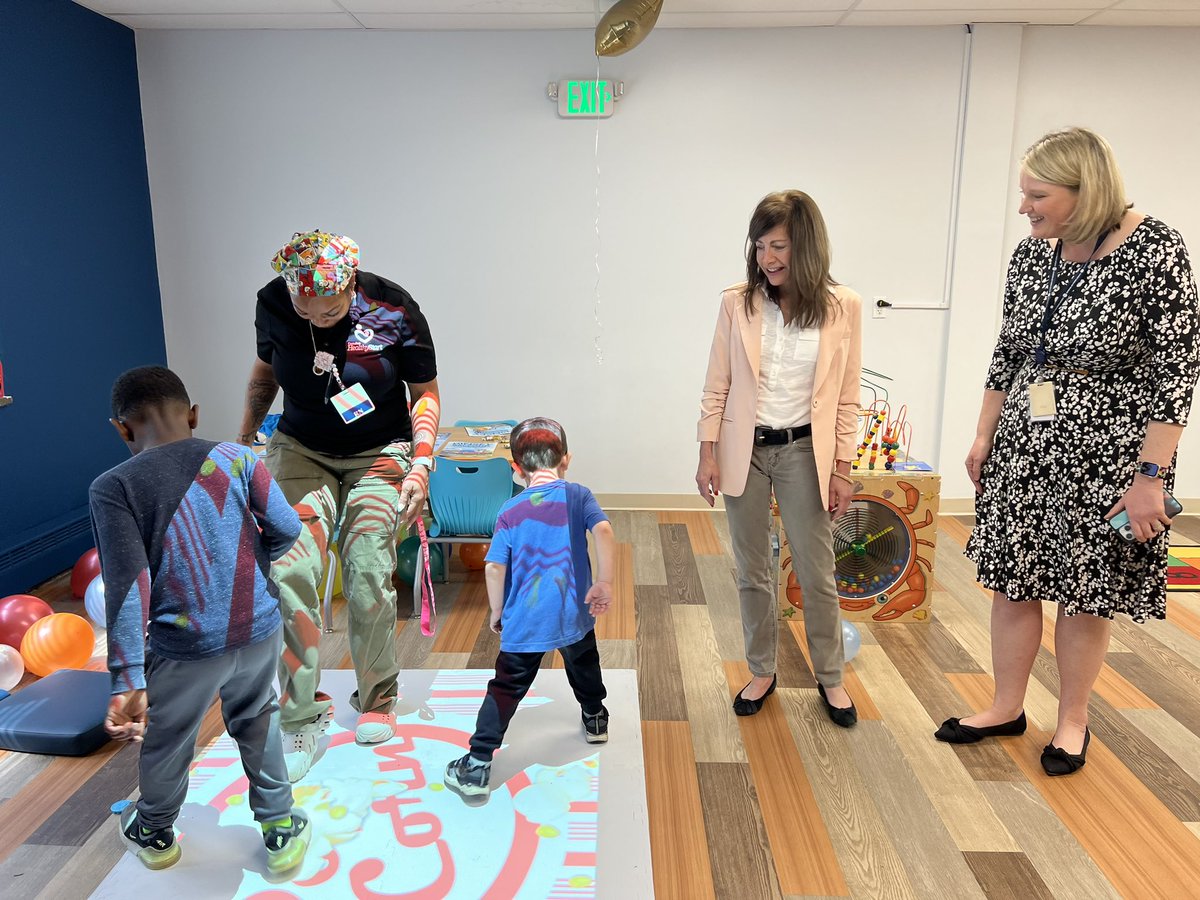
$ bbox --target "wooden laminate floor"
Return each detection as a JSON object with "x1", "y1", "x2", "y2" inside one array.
[{"x1": 3, "y1": 512, "x2": 1200, "y2": 899}]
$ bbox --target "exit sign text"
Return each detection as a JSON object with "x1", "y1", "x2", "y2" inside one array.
[{"x1": 557, "y1": 80, "x2": 614, "y2": 118}]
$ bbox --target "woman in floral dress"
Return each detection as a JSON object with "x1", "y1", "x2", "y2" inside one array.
[{"x1": 937, "y1": 128, "x2": 1199, "y2": 776}]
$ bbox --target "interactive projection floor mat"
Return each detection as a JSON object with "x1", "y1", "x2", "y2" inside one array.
[
  {"x1": 93, "y1": 668, "x2": 650, "y2": 899},
  {"x1": 1168, "y1": 545, "x2": 1200, "y2": 591}
]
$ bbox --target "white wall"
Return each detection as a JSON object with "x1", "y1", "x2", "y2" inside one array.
[
  {"x1": 936, "y1": 25, "x2": 1200, "y2": 502},
  {"x1": 135, "y1": 24, "x2": 1200, "y2": 502}
]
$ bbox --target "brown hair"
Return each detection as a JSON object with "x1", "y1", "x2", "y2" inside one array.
[{"x1": 744, "y1": 190, "x2": 836, "y2": 328}]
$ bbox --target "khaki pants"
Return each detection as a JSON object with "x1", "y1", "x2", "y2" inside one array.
[
  {"x1": 264, "y1": 430, "x2": 411, "y2": 731},
  {"x1": 723, "y1": 437, "x2": 846, "y2": 687}
]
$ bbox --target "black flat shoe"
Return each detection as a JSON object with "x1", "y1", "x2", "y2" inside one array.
[
  {"x1": 817, "y1": 684, "x2": 858, "y2": 728},
  {"x1": 733, "y1": 674, "x2": 776, "y2": 717},
  {"x1": 1041, "y1": 727, "x2": 1090, "y2": 776},
  {"x1": 934, "y1": 711, "x2": 1026, "y2": 744}
]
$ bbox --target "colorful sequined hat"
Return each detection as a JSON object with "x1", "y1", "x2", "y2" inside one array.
[{"x1": 271, "y1": 231, "x2": 359, "y2": 297}]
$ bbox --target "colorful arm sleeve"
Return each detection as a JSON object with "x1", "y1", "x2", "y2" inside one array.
[
  {"x1": 404, "y1": 391, "x2": 441, "y2": 493},
  {"x1": 409, "y1": 391, "x2": 440, "y2": 460}
]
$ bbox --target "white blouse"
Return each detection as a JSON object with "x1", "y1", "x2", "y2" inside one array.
[{"x1": 756, "y1": 303, "x2": 820, "y2": 429}]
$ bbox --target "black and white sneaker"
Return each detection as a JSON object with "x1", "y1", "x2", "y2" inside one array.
[
  {"x1": 118, "y1": 804, "x2": 181, "y2": 870},
  {"x1": 263, "y1": 809, "x2": 311, "y2": 876},
  {"x1": 583, "y1": 707, "x2": 609, "y2": 744},
  {"x1": 444, "y1": 754, "x2": 491, "y2": 796}
]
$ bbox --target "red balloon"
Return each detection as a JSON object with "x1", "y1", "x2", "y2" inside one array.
[
  {"x1": 71, "y1": 548, "x2": 102, "y2": 599},
  {"x1": 0, "y1": 594, "x2": 55, "y2": 649}
]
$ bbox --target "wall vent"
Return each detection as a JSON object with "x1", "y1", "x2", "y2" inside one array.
[{"x1": 0, "y1": 516, "x2": 92, "y2": 574}]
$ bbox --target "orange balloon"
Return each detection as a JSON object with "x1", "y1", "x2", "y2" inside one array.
[
  {"x1": 20, "y1": 612, "x2": 94, "y2": 677},
  {"x1": 458, "y1": 543, "x2": 490, "y2": 571}
]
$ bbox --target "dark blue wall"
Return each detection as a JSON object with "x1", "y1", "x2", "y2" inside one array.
[{"x1": 0, "y1": 0, "x2": 165, "y2": 596}]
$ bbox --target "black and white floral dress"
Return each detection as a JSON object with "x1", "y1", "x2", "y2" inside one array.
[{"x1": 967, "y1": 217, "x2": 1200, "y2": 622}]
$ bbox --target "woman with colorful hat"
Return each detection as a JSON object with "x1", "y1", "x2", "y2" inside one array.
[{"x1": 239, "y1": 231, "x2": 441, "y2": 781}]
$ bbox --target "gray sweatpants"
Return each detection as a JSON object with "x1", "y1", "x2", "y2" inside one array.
[
  {"x1": 723, "y1": 437, "x2": 846, "y2": 687},
  {"x1": 136, "y1": 628, "x2": 292, "y2": 830}
]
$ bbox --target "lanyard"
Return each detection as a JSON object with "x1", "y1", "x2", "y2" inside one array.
[{"x1": 1035, "y1": 232, "x2": 1106, "y2": 366}]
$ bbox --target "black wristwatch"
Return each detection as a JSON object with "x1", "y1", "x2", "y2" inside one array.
[{"x1": 1136, "y1": 461, "x2": 1169, "y2": 479}]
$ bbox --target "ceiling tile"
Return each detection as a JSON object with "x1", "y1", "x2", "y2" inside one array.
[
  {"x1": 855, "y1": 0, "x2": 1102, "y2": 9},
  {"x1": 346, "y1": 1, "x2": 592, "y2": 12},
  {"x1": 842, "y1": 9, "x2": 1093, "y2": 25},
  {"x1": 658, "y1": 11, "x2": 844, "y2": 25},
  {"x1": 77, "y1": 0, "x2": 341, "y2": 12},
  {"x1": 1111, "y1": 0, "x2": 1200, "y2": 8},
  {"x1": 107, "y1": 12, "x2": 362, "y2": 28},
  {"x1": 71, "y1": 0, "x2": 1200, "y2": 29},
  {"x1": 353, "y1": 12, "x2": 594, "y2": 27},
  {"x1": 1087, "y1": 9, "x2": 1200, "y2": 23},
  {"x1": 664, "y1": 0, "x2": 851, "y2": 10}
]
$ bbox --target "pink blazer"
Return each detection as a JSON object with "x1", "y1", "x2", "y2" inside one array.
[{"x1": 697, "y1": 283, "x2": 863, "y2": 508}]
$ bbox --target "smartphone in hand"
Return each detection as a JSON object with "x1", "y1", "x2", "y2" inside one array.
[{"x1": 1109, "y1": 490, "x2": 1184, "y2": 542}]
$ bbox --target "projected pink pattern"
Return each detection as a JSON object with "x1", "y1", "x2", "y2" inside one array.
[{"x1": 185, "y1": 671, "x2": 600, "y2": 898}]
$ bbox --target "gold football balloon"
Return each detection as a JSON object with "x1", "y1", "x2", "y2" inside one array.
[{"x1": 595, "y1": 0, "x2": 664, "y2": 57}]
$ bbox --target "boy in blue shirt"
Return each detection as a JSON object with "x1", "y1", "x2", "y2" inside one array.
[
  {"x1": 445, "y1": 417, "x2": 615, "y2": 797},
  {"x1": 91, "y1": 366, "x2": 310, "y2": 874}
]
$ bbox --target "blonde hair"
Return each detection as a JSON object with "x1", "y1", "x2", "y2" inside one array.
[
  {"x1": 744, "y1": 190, "x2": 836, "y2": 329},
  {"x1": 1022, "y1": 127, "x2": 1129, "y2": 244}
]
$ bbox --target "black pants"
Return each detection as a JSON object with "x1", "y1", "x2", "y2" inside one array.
[{"x1": 469, "y1": 629, "x2": 607, "y2": 761}]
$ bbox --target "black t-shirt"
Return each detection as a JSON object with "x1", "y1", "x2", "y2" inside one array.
[{"x1": 255, "y1": 271, "x2": 437, "y2": 456}]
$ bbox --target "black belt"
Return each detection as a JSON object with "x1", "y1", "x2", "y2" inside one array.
[{"x1": 754, "y1": 424, "x2": 812, "y2": 446}]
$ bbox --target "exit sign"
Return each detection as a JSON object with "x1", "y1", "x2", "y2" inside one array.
[{"x1": 556, "y1": 79, "x2": 615, "y2": 118}]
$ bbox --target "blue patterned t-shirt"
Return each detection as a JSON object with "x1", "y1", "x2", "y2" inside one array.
[{"x1": 484, "y1": 480, "x2": 608, "y2": 653}]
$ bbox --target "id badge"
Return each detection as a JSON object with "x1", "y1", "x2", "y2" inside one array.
[
  {"x1": 331, "y1": 383, "x2": 376, "y2": 424},
  {"x1": 1028, "y1": 380, "x2": 1057, "y2": 422}
]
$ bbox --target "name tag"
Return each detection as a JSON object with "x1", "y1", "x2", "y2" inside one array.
[
  {"x1": 331, "y1": 383, "x2": 376, "y2": 424},
  {"x1": 1028, "y1": 380, "x2": 1056, "y2": 422}
]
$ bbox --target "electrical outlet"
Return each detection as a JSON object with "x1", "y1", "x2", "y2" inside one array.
[{"x1": 873, "y1": 296, "x2": 889, "y2": 319}]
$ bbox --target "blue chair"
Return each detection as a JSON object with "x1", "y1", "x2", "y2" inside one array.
[
  {"x1": 425, "y1": 456, "x2": 516, "y2": 582},
  {"x1": 451, "y1": 420, "x2": 522, "y2": 496}
]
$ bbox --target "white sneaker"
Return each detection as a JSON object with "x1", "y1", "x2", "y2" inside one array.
[
  {"x1": 283, "y1": 724, "x2": 321, "y2": 782},
  {"x1": 355, "y1": 711, "x2": 396, "y2": 744}
]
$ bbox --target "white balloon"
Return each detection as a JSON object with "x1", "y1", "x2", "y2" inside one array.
[
  {"x1": 84, "y1": 576, "x2": 106, "y2": 629},
  {"x1": 0, "y1": 643, "x2": 23, "y2": 691},
  {"x1": 841, "y1": 620, "x2": 862, "y2": 662}
]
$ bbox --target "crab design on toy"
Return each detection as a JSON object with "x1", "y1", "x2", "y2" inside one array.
[{"x1": 783, "y1": 480, "x2": 936, "y2": 622}]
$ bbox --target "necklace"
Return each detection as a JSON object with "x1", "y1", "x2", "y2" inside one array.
[{"x1": 309, "y1": 322, "x2": 347, "y2": 400}]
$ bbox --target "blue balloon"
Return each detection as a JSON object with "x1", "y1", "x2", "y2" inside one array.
[{"x1": 841, "y1": 620, "x2": 862, "y2": 662}]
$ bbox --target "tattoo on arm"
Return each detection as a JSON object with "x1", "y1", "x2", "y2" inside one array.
[{"x1": 245, "y1": 378, "x2": 278, "y2": 432}]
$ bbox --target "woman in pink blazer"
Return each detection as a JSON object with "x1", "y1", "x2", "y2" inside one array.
[{"x1": 696, "y1": 190, "x2": 863, "y2": 725}]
